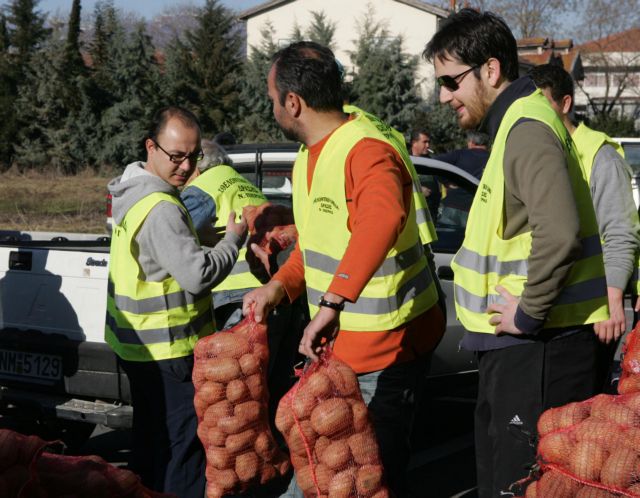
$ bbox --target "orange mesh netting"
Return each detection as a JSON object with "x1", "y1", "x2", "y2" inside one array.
[
  {"x1": 275, "y1": 350, "x2": 390, "y2": 498},
  {"x1": 0, "y1": 428, "x2": 168, "y2": 497},
  {"x1": 193, "y1": 315, "x2": 290, "y2": 498},
  {"x1": 619, "y1": 323, "x2": 640, "y2": 395},
  {"x1": 525, "y1": 391, "x2": 640, "y2": 497}
]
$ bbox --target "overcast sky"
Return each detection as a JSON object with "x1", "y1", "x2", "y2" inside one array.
[{"x1": 38, "y1": 0, "x2": 264, "y2": 18}]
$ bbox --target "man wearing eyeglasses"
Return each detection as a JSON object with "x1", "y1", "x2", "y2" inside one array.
[
  {"x1": 425, "y1": 10, "x2": 609, "y2": 498},
  {"x1": 105, "y1": 106, "x2": 246, "y2": 498}
]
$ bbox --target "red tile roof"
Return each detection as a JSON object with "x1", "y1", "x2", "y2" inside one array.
[{"x1": 579, "y1": 28, "x2": 640, "y2": 53}]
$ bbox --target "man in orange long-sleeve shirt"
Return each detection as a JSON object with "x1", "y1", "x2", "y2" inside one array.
[{"x1": 242, "y1": 41, "x2": 445, "y2": 496}]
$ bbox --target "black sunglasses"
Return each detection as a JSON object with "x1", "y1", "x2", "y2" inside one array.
[
  {"x1": 437, "y1": 65, "x2": 481, "y2": 91},
  {"x1": 151, "y1": 139, "x2": 204, "y2": 164}
]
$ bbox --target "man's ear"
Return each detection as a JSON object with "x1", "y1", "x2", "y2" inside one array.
[
  {"x1": 145, "y1": 138, "x2": 155, "y2": 157},
  {"x1": 485, "y1": 57, "x2": 503, "y2": 88},
  {"x1": 561, "y1": 95, "x2": 573, "y2": 116},
  {"x1": 285, "y1": 92, "x2": 303, "y2": 118}
]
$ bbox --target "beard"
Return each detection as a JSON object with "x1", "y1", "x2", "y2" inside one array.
[{"x1": 459, "y1": 82, "x2": 491, "y2": 130}]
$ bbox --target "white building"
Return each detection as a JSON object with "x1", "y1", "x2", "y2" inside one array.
[
  {"x1": 575, "y1": 28, "x2": 640, "y2": 127},
  {"x1": 238, "y1": 0, "x2": 449, "y2": 98}
]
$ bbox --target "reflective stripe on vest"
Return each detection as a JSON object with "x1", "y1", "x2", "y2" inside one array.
[
  {"x1": 105, "y1": 192, "x2": 214, "y2": 361},
  {"x1": 573, "y1": 123, "x2": 640, "y2": 295},
  {"x1": 451, "y1": 91, "x2": 608, "y2": 333},
  {"x1": 293, "y1": 108, "x2": 439, "y2": 331},
  {"x1": 343, "y1": 105, "x2": 437, "y2": 245},
  {"x1": 183, "y1": 165, "x2": 267, "y2": 292}
]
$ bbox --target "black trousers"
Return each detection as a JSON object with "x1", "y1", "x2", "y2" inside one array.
[
  {"x1": 120, "y1": 355, "x2": 205, "y2": 498},
  {"x1": 474, "y1": 329, "x2": 609, "y2": 498}
]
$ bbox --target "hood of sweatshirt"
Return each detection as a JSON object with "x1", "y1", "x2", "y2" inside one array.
[{"x1": 108, "y1": 162, "x2": 178, "y2": 225}]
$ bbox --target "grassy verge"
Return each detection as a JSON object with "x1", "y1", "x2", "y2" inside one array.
[{"x1": 0, "y1": 169, "x2": 114, "y2": 234}]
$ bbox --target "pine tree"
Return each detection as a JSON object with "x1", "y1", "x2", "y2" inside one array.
[
  {"x1": 164, "y1": 0, "x2": 243, "y2": 137},
  {"x1": 349, "y1": 9, "x2": 421, "y2": 134},
  {"x1": 305, "y1": 11, "x2": 336, "y2": 49},
  {"x1": 63, "y1": 0, "x2": 84, "y2": 78},
  {"x1": 6, "y1": 0, "x2": 50, "y2": 60},
  {"x1": 0, "y1": 14, "x2": 17, "y2": 169},
  {"x1": 237, "y1": 21, "x2": 284, "y2": 142}
]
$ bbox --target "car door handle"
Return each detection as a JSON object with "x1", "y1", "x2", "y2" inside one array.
[{"x1": 437, "y1": 265, "x2": 454, "y2": 280}]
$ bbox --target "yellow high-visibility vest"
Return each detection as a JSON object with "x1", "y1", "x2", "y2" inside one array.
[
  {"x1": 572, "y1": 123, "x2": 640, "y2": 295},
  {"x1": 452, "y1": 91, "x2": 608, "y2": 333},
  {"x1": 343, "y1": 104, "x2": 437, "y2": 244},
  {"x1": 105, "y1": 192, "x2": 214, "y2": 361},
  {"x1": 184, "y1": 166, "x2": 267, "y2": 292},
  {"x1": 292, "y1": 108, "x2": 439, "y2": 330}
]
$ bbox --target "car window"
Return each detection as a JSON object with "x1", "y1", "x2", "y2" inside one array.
[
  {"x1": 419, "y1": 173, "x2": 475, "y2": 254},
  {"x1": 622, "y1": 143, "x2": 640, "y2": 175}
]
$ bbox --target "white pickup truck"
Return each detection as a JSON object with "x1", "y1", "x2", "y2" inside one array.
[
  {"x1": 0, "y1": 145, "x2": 481, "y2": 445},
  {"x1": 0, "y1": 230, "x2": 129, "y2": 445}
]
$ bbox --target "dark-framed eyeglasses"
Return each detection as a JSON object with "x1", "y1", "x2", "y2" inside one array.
[
  {"x1": 151, "y1": 139, "x2": 204, "y2": 164},
  {"x1": 437, "y1": 65, "x2": 481, "y2": 92}
]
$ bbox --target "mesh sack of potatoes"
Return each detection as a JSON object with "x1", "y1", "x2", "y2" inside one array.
[
  {"x1": 0, "y1": 429, "x2": 50, "y2": 497},
  {"x1": 619, "y1": 322, "x2": 640, "y2": 395},
  {"x1": 30, "y1": 451, "x2": 172, "y2": 498},
  {"x1": 525, "y1": 392, "x2": 640, "y2": 497},
  {"x1": 193, "y1": 315, "x2": 291, "y2": 498},
  {"x1": 275, "y1": 350, "x2": 390, "y2": 498}
]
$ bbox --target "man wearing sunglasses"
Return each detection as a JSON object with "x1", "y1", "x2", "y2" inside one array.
[
  {"x1": 105, "y1": 106, "x2": 246, "y2": 497},
  {"x1": 425, "y1": 10, "x2": 609, "y2": 498}
]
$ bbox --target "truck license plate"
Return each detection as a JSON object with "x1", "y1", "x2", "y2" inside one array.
[{"x1": 0, "y1": 349, "x2": 62, "y2": 382}]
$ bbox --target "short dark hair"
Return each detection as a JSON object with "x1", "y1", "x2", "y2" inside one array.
[
  {"x1": 529, "y1": 63, "x2": 574, "y2": 111},
  {"x1": 271, "y1": 41, "x2": 344, "y2": 112},
  {"x1": 411, "y1": 129, "x2": 430, "y2": 143},
  {"x1": 148, "y1": 106, "x2": 201, "y2": 142},
  {"x1": 423, "y1": 8, "x2": 519, "y2": 82},
  {"x1": 467, "y1": 131, "x2": 490, "y2": 146}
]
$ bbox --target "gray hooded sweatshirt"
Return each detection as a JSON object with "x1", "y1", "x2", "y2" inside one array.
[{"x1": 108, "y1": 162, "x2": 242, "y2": 295}]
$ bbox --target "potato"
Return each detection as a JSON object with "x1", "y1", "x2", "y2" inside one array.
[
  {"x1": 320, "y1": 439, "x2": 351, "y2": 470},
  {"x1": 575, "y1": 486, "x2": 618, "y2": 497},
  {"x1": 288, "y1": 420, "x2": 319, "y2": 457},
  {"x1": 622, "y1": 391, "x2": 640, "y2": 412},
  {"x1": 239, "y1": 353, "x2": 261, "y2": 376},
  {"x1": 370, "y1": 490, "x2": 391, "y2": 498},
  {"x1": 314, "y1": 436, "x2": 332, "y2": 460},
  {"x1": 325, "y1": 362, "x2": 358, "y2": 397},
  {"x1": 328, "y1": 468, "x2": 355, "y2": 498},
  {"x1": 206, "y1": 481, "x2": 225, "y2": 498},
  {"x1": 296, "y1": 465, "x2": 316, "y2": 494},
  {"x1": 537, "y1": 471, "x2": 580, "y2": 498},
  {"x1": 574, "y1": 419, "x2": 620, "y2": 449},
  {"x1": 206, "y1": 467, "x2": 238, "y2": 491},
  {"x1": 236, "y1": 451, "x2": 260, "y2": 482},
  {"x1": 275, "y1": 402, "x2": 294, "y2": 435},
  {"x1": 293, "y1": 391, "x2": 316, "y2": 420},
  {"x1": 310, "y1": 398, "x2": 353, "y2": 437},
  {"x1": 0, "y1": 431, "x2": 18, "y2": 468},
  {"x1": 226, "y1": 379, "x2": 249, "y2": 404},
  {"x1": 348, "y1": 431, "x2": 379, "y2": 465},
  {"x1": 246, "y1": 373, "x2": 265, "y2": 400},
  {"x1": 315, "y1": 463, "x2": 334, "y2": 494},
  {"x1": 350, "y1": 400, "x2": 369, "y2": 433},
  {"x1": 570, "y1": 440, "x2": 608, "y2": 481},
  {"x1": 208, "y1": 332, "x2": 250, "y2": 358},
  {"x1": 234, "y1": 400, "x2": 262, "y2": 424},
  {"x1": 537, "y1": 402, "x2": 590, "y2": 437},
  {"x1": 207, "y1": 426, "x2": 227, "y2": 446},
  {"x1": 205, "y1": 357, "x2": 242, "y2": 383},
  {"x1": 306, "y1": 372, "x2": 334, "y2": 399},
  {"x1": 226, "y1": 428, "x2": 257, "y2": 454},
  {"x1": 255, "y1": 431, "x2": 277, "y2": 461},
  {"x1": 356, "y1": 464, "x2": 383, "y2": 496},
  {"x1": 591, "y1": 397, "x2": 640, "y2": 426},
  {"x1": 197, "y1": 421, "x2": 211, "y2": 444},
  {"x1": 524, "y1": 481, "x2": 537, "y2": 498},
  {"x1": 600, "y1": 447, "x2": 640, "y2": 488},
  {"x1": 252, "y1": 343, "x2": 269, "y2": 362},
  {"x1": 198, "y1": 381, "x2": 225, "y2": 405},
  {"x1": 618, "y1": 373, "x2": 640, "y2": 394},
  {"x1": 218, "y1": 415, "x2": 252, "y2": 435},
  {"x1": 260, "y1": 463, "x2": 277, "y2": 484},
  {"x1": 537, "y1": 431, "x2": 574, "y2": 465},
  {"x1": 204, "y1": 400, "x2": 232, "y2": 425},
  {"x1": 111, "y1": 468, "x2": 140, "y2": 494},
  {"x1": 206, "y1": 446, "x2": 233, "y2": 469}
]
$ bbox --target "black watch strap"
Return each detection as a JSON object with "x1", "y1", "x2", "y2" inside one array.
[{"x1": 318, "y1": 297, "x2": 345, "y2": 311}]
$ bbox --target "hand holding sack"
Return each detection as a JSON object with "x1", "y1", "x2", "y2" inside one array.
[
  {"x1": 193, "y1": 316, "x2": 290, "y2": 498},
  {"x1": 521, "y1": 392, "x2": 640, "y2": 497},
  {"x1": 276, "y1": 351, "x2": 390, "y2": 498},
  {"x1": 243, "y1": 203, "x2": 297, "y2": 283}
]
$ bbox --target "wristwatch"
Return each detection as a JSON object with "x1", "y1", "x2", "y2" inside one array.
[{"x1": 318, "y1": 296, "x2": 345, "y2": 311}]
